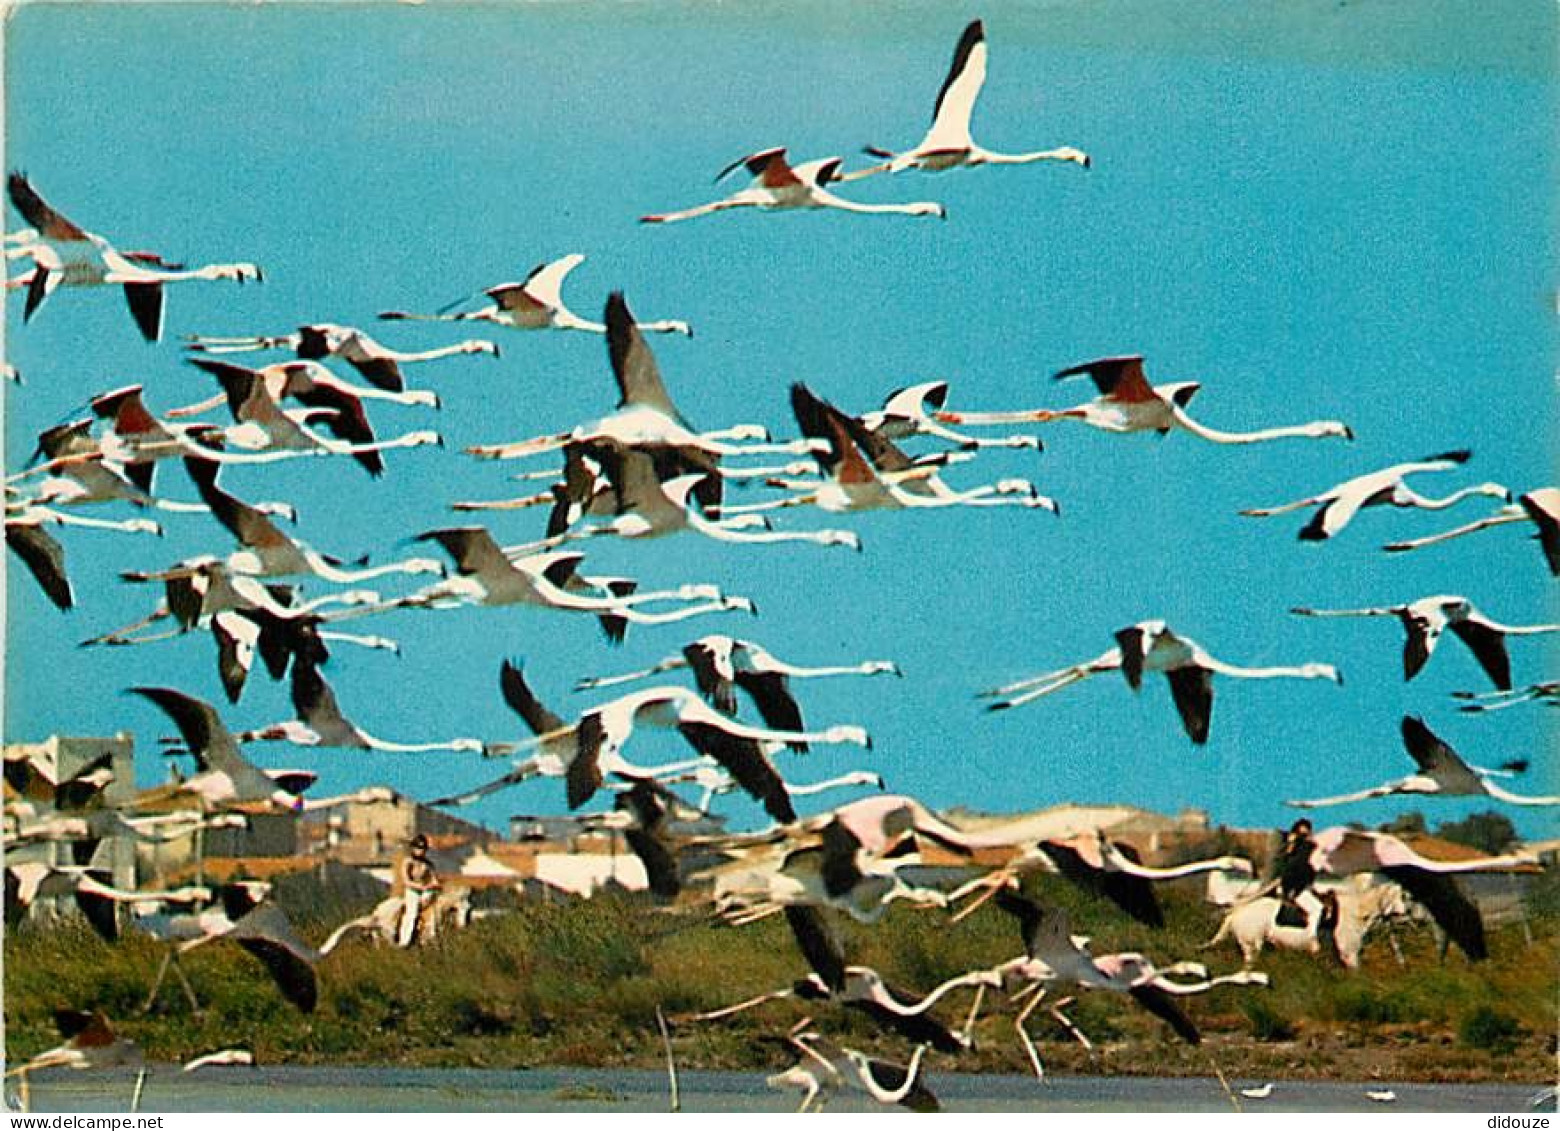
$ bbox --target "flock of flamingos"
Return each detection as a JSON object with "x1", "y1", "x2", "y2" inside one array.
[{"x1": 3, "y1": 17, "x2": 1556, "y2": 1113}]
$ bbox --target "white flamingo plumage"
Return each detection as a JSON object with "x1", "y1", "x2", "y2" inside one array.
[
  {"x1": 1291, "y1": 594, "x2": 1560, "y2": 690},
  {"x1": 981, "y1": 619, "x2": 1341, "y2": 743},
  {"x1": 641, "y1": 148, "x2": 946, "y2": 225},
  {"x1": 837, "y1": 19, "x2": 1090, "y2": 181},
  {"x1": 398, "y1": 525, "x2": 751, "y2": 628},
  {"x1": 1241, "y1": 450, "x2": 1509, "y2": 541},
  {"x1": 380, "y1": 253, "x2": 692, "y2": 336},
  {"x1": 186, "y1": 322, "x2": 497, "y2": 391},
  {"x1": 935, "y1": 355, "x2": 1352, "y2": 445},
  {"x1": 467, "y1": 292, "x2": 812, "y2": 462},
  {"x1": 500, "y1": 683, "x2": 872, "y2": 810},
  {"x1": 1383, "y1": 487, "x2": 1560, "y2": 576},
  {"x1": 1287, "y1": 715, "x2": 1558, "y2": 808},
  {"x1": 235, "y1": 660, "x2": 483, "y2": 755},
  {"x1": 6, "y1": 172, "x2": 260, "y2": 341}
]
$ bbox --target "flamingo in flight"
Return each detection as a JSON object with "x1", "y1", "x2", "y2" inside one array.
[
  {"x1": 381, "y1": 253, "x2": 691, "y2": 336},
  {"x1": 1384, "y1": 487, "x2": 1560, "y2": 576},
  {"x1": 641, "y1": 148, "x2": 946, "y2": 225},
  {"x1": 768, "y1": 1022, "x2": 941, "y2": 1113},
  {"x1": 105, "y1": 555, "x2": 387, "y2": 647},
  {"x1": 90, "y1": 569, "x2": 395, "y2": 705},
  {"x1": 837, "y1": 19, "x2": 1090, "y2": 181},
  {"x1": 985, "y1": 891, "x2": 1268, "y2": 1078},
  {"x1": 660, "y1": 763, "x2": 884, "y2": 818},
  {"x1": 935, "y1": 355, "x2": 1352, "y2": 445},
  {"x1": 396, "y1": 525, "x2": 751, "y2": 630},
  {"x1": 492, "y1": 433, "x2": 861, "y2": 552},
  {"x1": 171, "y1": 356, "x2": 439, "y2": 427},
  {"x1": 733, "y1": 383, "x2": 1056, "y2": 516},
  {"x1": 4, "y1": 497, "x2": 163, "y2": 610},
  {"x1": 5, "y1": 513, "x2": 75, "y2": 610},
  {"x1": 577, "y1": 634, "x2": 900, "y2": 752},
  {"x1": 454, "y1": 433, "x2": 811, "y2": 518},
  {"x1": 1279, "y1": 823, "x2": 1538, "y2": 961},
  {"x1": 502, "y1": 443, "x2": 862, "y2": 555},
  {"x1": 128, "y1": 686, "x2": 395, "y2": 814},
  {"x1": 187, "y1": 322, "x2": 498, "y2": 392},
  {"x1": 795, "y1": 792, "x2": 1253, "y2": 929},
  {"x1": 1291, "y1": 594, "x2": 1560, "y2": 690},
  {"x1": 11, "y1": 384, "x2": 427, "y2": 480},
  {"x1": 170, "y1": 884, "x2": 329, "y2": 1013},
  {"x1": 444, "y1": 665, "x2": 874, "y2": 825},
  {"x1": 20, "y1": 418, "x2": 296, "y2": 519},
  {"x1": 684, "y1": 905, "x2": 985, "y2": 1054},
  {"x1": 181, "y1": 357, "x2": 441, "y2": 477},
  {"x1": 469, "y1": 292, "x2": 812, "y2": 463},
  {"x1": 496, "y1": 683, "x2": 872, "y2": 810},
  {"x1": 5, "y1": 860, "x2": 218, "y2": 945},
  {"x1": 1240, "y1": 450, "x2": 1510, "y2": 541},
  {"x1": 233, "y1": 659, "x2": 483, "y2": 755},
  {"x1": 1454, "y1": 681, "x2": 1560, "y2": 714},
  {"x1": 5, "y1": 172, "x2": 260, "y2": 341},
  {"x1": 950, "y1": 824, "x2": 1257, "y2": 929},
  {"x1": 981, "y1": 619, "x2": 1340, "y2": 743},
  {"x1": 428, "y1": 663, "x2": 706, "y2": 809},
  {"x1": 194, "y1": 604, "x2": 387, "y2": 706},
  {"x1": 5, "y1": 1009, "x2": 146, "y2": 1112},
  {"x1": 858, "y1": 380, "x2": 1042, "y2": 451},
  {"x1": 1287, "y1": 715, "x2": 1557, "y2": 808},
  {"x1": 712, "y1": 803, "x2": 962, "y2": 927},
  {"x1": 180, "y1": 452, "x2": 447, "y2": 586}
]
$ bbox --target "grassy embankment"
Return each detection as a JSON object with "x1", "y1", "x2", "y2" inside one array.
[{"x1": 5, "y1": 876, "x2": 1556, "y2": 1083}]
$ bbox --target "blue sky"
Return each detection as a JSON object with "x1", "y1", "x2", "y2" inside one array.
[{"x1": 4, "y1": 1, "x2": 1556, "y2": 839}]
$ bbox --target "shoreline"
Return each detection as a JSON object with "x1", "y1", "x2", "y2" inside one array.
[{"x1": 8, "y1": 1064, "x2": 1547, "y2": 1114}]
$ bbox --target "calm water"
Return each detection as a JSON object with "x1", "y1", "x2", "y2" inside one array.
[{"x1": 6, "y1": 1065, "x2": 1550, "y2": 1114}]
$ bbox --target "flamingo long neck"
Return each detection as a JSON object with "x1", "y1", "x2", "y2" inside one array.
[
  {"x1": 315, "y1": 629, "x2": 400, "y2": 653},
  {"x1": 690, "y1": 513, "x2": 836, "y2": 547},
  {"x1": 289, "y1": 419, "x2": 437, "y2": 458},
  {"x1": 1193, "y1": 652, "x2": 1333, "y2": 681},
  {"x1": 303, "y1": 549, "x2": 439, "y2": 585},
  {"x1": 1491, "y1": 620, "x2": 1560, "y2": 637},
  {"x1": 765, "y1": 660, "x2": 895, "y2": 680},
  {"x1": 785, "y1": 773, "x2": 878, "y2": 798},
  {"x1": 811, "y1": 189, "x2": 940, "y2": 217},
  {"x1": 468, "y1": 433, "x2": 572, "y2": 460},
  {"x1": 1150, "y1": 971, "x2": 1266, "y2": 995},
  {"x1": 354, "y1": 732, "x2": 479, "y2": 755},
  {"x1": 549, "y1": 309, "x2": 607, "y2": 335},
  {"x1": 1108, "y1": 852, "x2": 1250, "y2": 880},
  {"x1": 20, "y1": 507, "x2": 157, "y2": 534},
  {"x1": 1395, "y1": 485, "x2": 1505, "y2": 511},
  {"x1": 975, "y1": 145, "x2": 1090, "y2": 167},
  {"x1": 1169, "y1": 403, "x2": 1350, "y2": 445},
  {"x1": 1481, "y1": 780, "x2": 1560, "y2": 806},
  {"x1": 614, "y1": 597, "x2": 743, "y2": 626},
  {"x1": 393, "y1": 341, "x2": 496, "y2": 362}
]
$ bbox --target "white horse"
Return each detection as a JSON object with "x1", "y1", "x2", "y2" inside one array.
[
  {"x1": 321, "y1": 885, "x2": 473, "y2": 952},
  {"x1": 1203, "y1": 880, "x2": 1410, "y2": 969}
]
